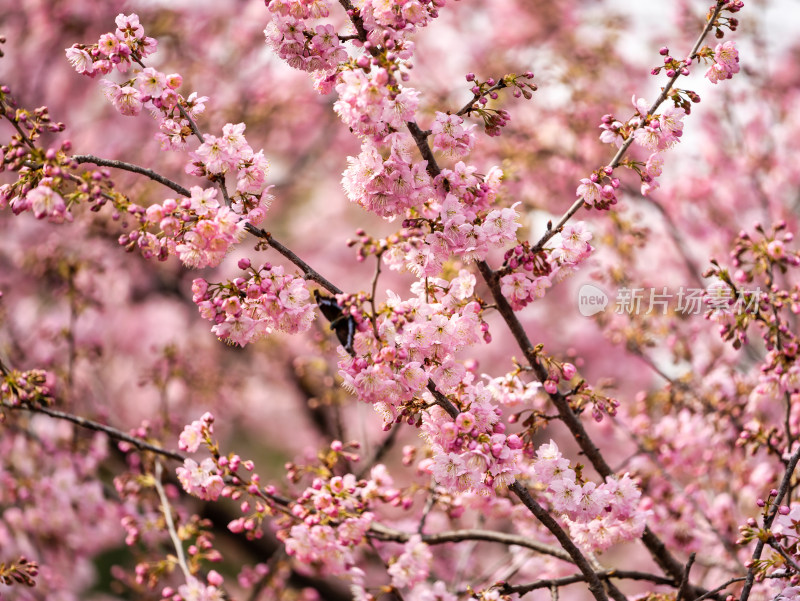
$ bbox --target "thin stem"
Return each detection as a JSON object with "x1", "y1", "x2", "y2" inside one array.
[
  {"x1": 691, "y1": 577, "x2": 746, "y2": 601},
  {"x1": 455, "y1": 79, "x2": 508, "y2": 117},
  {"x1": 676, "y1": 553, "x2": 696, "y2": 601},
  {"x1": 244, "y1": 225, "x2": 342, "y2": 294},
  {"x1": 3, "y1": 113, "x2": 36, "y2": 149},
  {"x1": 356, "y1": 423, "x2": 400, "y2": 480},
  {"x1": 767, "y1": 539, "x2": 800, "y2": 574},
  {"x1": 175, "y1": 101, "x2": 205, "y2": 143},
  {"x1": 154, "y1": 461, "x2": 192, "y2": 581},
  {"x1": 417, "y1": 485, "x2": 437, "y2": 534},
  {"x1": 369, "y1": 251, "x2": 383, "y2": 340}
]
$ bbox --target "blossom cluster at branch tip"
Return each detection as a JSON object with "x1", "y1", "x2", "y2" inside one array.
[
  {"x1": 705, "y1": 41, "x2": 740, "y2": 83},
  {"x1": 192, "y1": 263, "x2": 316, "y2": 346},
  {"x1": 500, "y1": 222, "x2": 593, "y2": 311},
  {"x1": 530, "y1": 440, "x2": 649, "y2": 552},
  {"x1": 65, "y1": 14, "x2": 157, "y2": 77}
]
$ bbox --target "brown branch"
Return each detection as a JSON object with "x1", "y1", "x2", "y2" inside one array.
[
  {"x1": 72, "y1": 155, "x2": 191, "y2": 197},
  {"x1": 500, "y1": 569, "x2": 676, "y2": 595},
  {"x1": 530, "y1": 0, "x2": 726, "y2": 253},
  {"x1": 509, "y1": 481, "x2": 608, "y2": 601},
  {"x1": 476, "y1": 261, "x2": 716, "y2": 598},
  {"x1": 368, "y1": 522, "x2": 572, "y2": 562},
  {"x1": 740, "y1": 443, "x2": 800, "y2": 601},
  {"x1": 2, "y1": 401, "x2": 186, "y2": 462}
]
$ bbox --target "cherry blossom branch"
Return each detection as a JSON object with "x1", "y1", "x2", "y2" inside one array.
[
  {"x1": 1, "y1": 401, "x2": 186, "y2": 462},
  {"x1": 72, "y1": 154, "x2": 191, "y2": 197},
  {"x1": 367, "y1": 522, "x2": 572, "y2": 562},
  {"x1": 69, "y1": 153, "x2": 344, "y2": 295},
  {"x1": 530, "y1": 0, "x2": 726, "y2": 253},
  {"x1": 476, "y1": 259, "x2": 699, "y2": 587},
  {"x1": 498, "y1": 569, "x2": 676, "y2": 596},
  {"x1": 508, "y1": 481, "x2": 609, "y2": 601},
  {"x1": 331, "y1": 7, "x2": 678, "y2": 599},
  {"x1": 739, "y1": 443, "x2": 800, "y2": 601}
]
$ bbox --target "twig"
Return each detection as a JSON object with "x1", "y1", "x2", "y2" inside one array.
[
  {"x1": 509, "y1": 481, "x2": 609, "y2": 601},
  {"x1": 154, "y1": 460, "x2": 192, "y2": 581},
  {"x1": 2, "y1": 401, "x2": 186, "y2": 462},
  {"x1": 740, "y1": 443, "x2": 800, "y2": 601},
  {"x1": 356, "y1": 423, "x2": 400, "y2": 480},
  {"x1": 455, "y1": 79, "x2": 509, "y2": 117},
  {"x1": 691, "y1": 577, "x2": 746, "y2": 601},
  {"x1": 369, "y1": 251, "x2": 383, "y2": 340},
  {"x1": 499, "y1": 569, "x2": 676, "y2": 595},
  {"x1": 426, "y1": 379, "x2": 460, "y2": 418},
  {"x1": 767, "y1": 539, "x2": 800, "y2": 574},
  {"x1": 367, "y1": 523, "x2": 572, "y2": 563},
  {"x1": 417, "y1": 484, "x2": 437, "y2": 534},
  {"x1": 72, "y1": 155, "x2": 191, "y2": 197},
  {"x1": 677, "y1": 553, "x2": 696, "y2": 601}
]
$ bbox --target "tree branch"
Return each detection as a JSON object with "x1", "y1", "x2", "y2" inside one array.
[{"x1": 1, "y1": 401, "x2": 186, "y2": 462}]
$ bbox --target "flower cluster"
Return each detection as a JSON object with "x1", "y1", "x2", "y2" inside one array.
[
  {"x1": 66, "y1": 14, "x2": 206, "y2": 152},
  {"x1": 387, "y1": 535, "x2": 432, "y2": 589},
  {"x1": 177, "y1": 458, "x2": 225, "y2": 502},
  {"x1": 9, "y1": 180, "x2": 69, "y2": 222},
  {"x1": 334, "y1": 69, "x2": 421, "y2": 139},
  {"x1": 0, "y1": 367, "x2": 54, "y2": 407},
  {"x1": 121, "y1": 187, "x2": 247, "y2": 268},
  {"x1": 595, "y1": 94, "x2": 688, "y2": 199},
  {"x1": 185, "y1": 122, "x2": 274, "y2": 219},
  {"x1": 279, "y1": 463, "x2": 399, "y2": 576},
  {"x1": 705, "y1": 41, "x2": 740, "y2": 83},
  {"x1": 530, "y1": 441, "x2": 648, "y2": 552},
  {"x1": 575, "y1": 169, "x2": 620, "y2": 210},
  {"x1": 420, "y1": 390, "x2": 524, "y2": 493},
  {"x1": 339, "y1": 270, "x2": 486, "y2": 424},
  {"x1": 192, "y1": 261, "x2": 316, "y2": 346},
  {"x1": 499, "y1": 222, "x2": 593, "y2": 311},
  {"x1": 0, "y1": 424, "x2": 119, "y2": 598},
  {"x1": 168, "y1": 575, "x2": 225, "y2": 601},
  {"x1": 64, "y1": 13, "x2": 157, "y2": 77},
  {"x1": 371, "y1": 178, "x2": 519, "y2": 276},
  {"x1": 431, "y1": 112, "x2": 476, "y2": 158},
  {"x1": 342, "y1": 136, "x2": 433, "y2": 218},
  {"x1": 264, "y1": 7, "x2": 347, "y2": 74},
  {"x1": 179, "y1": 412, "x2": 215, "y2": 453}
]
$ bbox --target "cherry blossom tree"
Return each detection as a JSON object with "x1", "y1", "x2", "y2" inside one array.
[{"x1": 3, "y1": 1, "x2": 800, "y2": 601}]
